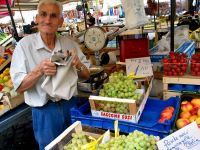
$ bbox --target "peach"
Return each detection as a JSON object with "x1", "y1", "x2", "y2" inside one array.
[
  {"x1": 191, "y1": 99, "x2": 200, "y2": 108},
  {"x1": 197, "y1": 109, "x2": 200, "y2": 117},
  {"x1": 189, "y1": 115, "x2": 198, "y2": 123},
  {"x1": 181, "y1": 101, "x2": 193, "y2": 112},
  {"x1": 180, "y1": 111, "x2": 191, "y2": 119},
  {"x1": 190, "y1": 107, "x2": 199, "y2": 115},
  {"x1": 161, "y1": 111, "x2": 173, "y2": 120},
  {"x1": 176, "y1": 118, "x2": 190, "y2": 129},
  {"x1": 164, "y1": 106, "x2": 175, "y2": 114},
  {"x1": 196, "y1": 117, "x2": 200, "y2": 125}
]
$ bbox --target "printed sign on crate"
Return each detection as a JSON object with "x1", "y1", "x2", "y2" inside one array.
[
  {"x1": 125, "y1": 57, "x2": 153, "y2": 77},
  {"x1": 157, "y1": 122, "x2": 200, "y2": 150}
]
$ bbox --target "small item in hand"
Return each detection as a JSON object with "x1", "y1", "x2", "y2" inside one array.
[
  {"x1": 51, "y1": 50, "x2": 72, "y2": 66},
  {"x1": 77, "y1": 65, "x2": 85, "y2": 72}
]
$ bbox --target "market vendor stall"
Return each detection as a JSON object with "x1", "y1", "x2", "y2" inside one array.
[{"x1": 0, "y1": 0, "x2": 199, "y2": 150}]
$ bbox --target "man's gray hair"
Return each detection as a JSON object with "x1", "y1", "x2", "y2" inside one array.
[{"x1": 37, "y1": 0, "x2": 63, "y2": 17}]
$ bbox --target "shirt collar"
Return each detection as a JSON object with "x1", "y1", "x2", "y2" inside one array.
[{"x1": 35, "y1": 32, "x2": 62, "y2": 52}]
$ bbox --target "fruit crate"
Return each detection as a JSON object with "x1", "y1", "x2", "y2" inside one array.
[
  {"x1": 70, "y1": 97, "x2": 181, "y2": 139},
  {"x1": 163, "y1": 59, "x2": 188, "y2": 76},
  {"x1": 0, "y1": 98, "x2": 10, "y2": 116},
  {"x1": 190, "y1": 53, "x2": 200, "y2": 76},
  {"x1": 89, "y1": 78, "x2": 153, "y2": 123},
  {"x1": 172, "y1": 93, "x2": 200, "y2": 131},
  {"x1": 45, "y1": 121, "x2": 104, "y2": 150},
  {"x1": 149, "y1": 41, "x2": 195, "y2": 72},
  {"x1": 163, "y1": 75, "x2": 200, "y2": 100},
  {"x1": 3, "y1": 94, "x2": 24, "y2": 109},
  {"x1": 150, "y1": 41, "x2": 195, "y2": 62},
  {"x1": 191, "y1": 62, "x2": 200, "y2": 76}
]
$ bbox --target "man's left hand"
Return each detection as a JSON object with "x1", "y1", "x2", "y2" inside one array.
[{"x1": 70, "y1": 49, "x2": 82, "y2": 69}]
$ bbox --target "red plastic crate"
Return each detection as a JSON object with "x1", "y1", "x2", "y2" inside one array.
[{"x1": 119, "y1": 38, "x2": 149, "y2": 62}]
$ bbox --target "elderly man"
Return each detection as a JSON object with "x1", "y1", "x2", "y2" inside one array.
[{"x1": 10, "y1": 0, "x2": 90, "y2": 149}]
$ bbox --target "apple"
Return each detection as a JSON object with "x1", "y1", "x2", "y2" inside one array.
[
  {"x1": 181, "y1": 101, "x2": 193, "y2": 112},
  {"x1": 180, "y1": 111, "x2": 191, "y2": 119},
  {"x1": 176, "y1": 118, "x2": 190, "y2": 129},
  {"x1": 191, "y1": 99, "x2": 200, "y2": 108},
  {"x1": 189, "y1": 115, "x2": 198, "y2": 123}
]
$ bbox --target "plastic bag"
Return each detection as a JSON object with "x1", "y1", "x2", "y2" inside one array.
[
  {"x1": 157, "y1": 25, "x2": 190, "y2": 52},
  {"x1": 41, "y1": 51, "x2": 78, "y2": 100},
  {"x1": 121, "y1": 0, "x2": 149, "y2": 29}
]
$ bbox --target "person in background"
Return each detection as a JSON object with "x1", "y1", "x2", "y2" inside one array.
[
  {"x1": 10, "y1": 0, "x2": 90, "y2": 150},
  {"x1": 0, "y1": 27, "x2": 4, "y2": 33},
  {"x1": 87, "y1": 12, "x2": 95, "y2": 27}
]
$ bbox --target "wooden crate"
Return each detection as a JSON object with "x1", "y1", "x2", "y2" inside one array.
[
  {"x1": 45, "y1": 121, "x2": 104, "y2": 150},
  {"x1": 163, "y1": 75, "x2": 200, "y2": 100},
  {"x1": 3, "y1": 94, "x2": 24, "y2": 109},
  {"x1": 0, "y1": 98, "x2": 10, "y2": 116},
  {"x1": 89, "y1": 77, "x2": 153, "y2": 123},
  {"x1": 163, "y1": 91, "x2": 182, "y2": 100}
]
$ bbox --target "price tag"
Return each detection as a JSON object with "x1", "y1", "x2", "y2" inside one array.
[
  {"x1": 0, "y1": 46, "x2": 5, "y2": 57},
  {"x1": 157, "y1": 122, "x2": 200, "y2": 150},
  {"x1": 125, "y1": 57, "x2": 153, "y2": 77}
]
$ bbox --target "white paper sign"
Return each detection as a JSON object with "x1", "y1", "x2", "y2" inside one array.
[
  {"x1": 125, "y1": 57, "x2": 153, "y2": 77},
  {"x1": 157, "y1": 122, "x2": 200, "y2": 150}
]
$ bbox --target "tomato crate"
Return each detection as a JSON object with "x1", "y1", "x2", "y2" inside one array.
[
  {"x1": 191, "y1": 62, "x2": 200, "y2": 76},
  {"x1": 70, "y1": 97, "x2": 180, "y2": 139},
  {"x1": 88, "y1": 78, "x2": 153, "y2": 123},
  {"x1": 163, "y1": 60, "x2": 188, "y2": 76},
  {"x1": 149, "y1": 41, "x2": 195, "y2": 72}
]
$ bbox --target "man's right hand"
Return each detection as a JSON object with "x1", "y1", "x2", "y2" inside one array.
[{"x1": 39, "y1": 59, "x2": 57, "y2": 76}]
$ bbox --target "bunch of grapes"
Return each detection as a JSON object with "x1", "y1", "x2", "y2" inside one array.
[
  {"x1": 124, "y1": 131, "x2": 157, "y2": 150},
  {"x1": 96, "y1": 135, "x2": 127, "y2": 150},
  {"x1": 63, "y1": 132, "x2": 88, "y2": 150},
  {"x1": 99, "y1": 71, "x2": 141, "y2": 100},
  {"x1": 95, "y1": 101, "x2": 129, "y2": 114},
  {"x1": 96, "y1": 130, "x2": 157, "y2": 150}
]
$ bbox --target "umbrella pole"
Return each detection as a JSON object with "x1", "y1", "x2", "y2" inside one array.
[
  {"x1": 170, "y1": 0, "x2": 175, "y2": 52},
  {"x1": 5, "y1": 0, "x2": 19, "y2": 41}
]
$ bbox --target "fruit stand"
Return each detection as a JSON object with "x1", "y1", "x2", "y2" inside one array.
[{"x1": 0, "y1": 0, "x2": 199, "y2": 149}]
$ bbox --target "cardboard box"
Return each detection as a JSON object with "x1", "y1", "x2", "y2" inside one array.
[
  {"x1": 3, "y1": 94, "x2": 24, "y2": 109},
  {"x1": 0, "y1": 98, "x2": 10, "y2": 116},
  {"x1": 89, "y1": 78, "x2": 153, "y2": 123}
]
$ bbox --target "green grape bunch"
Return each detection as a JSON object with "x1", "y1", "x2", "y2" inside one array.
[
  {"x1": 99, "y1": 71, "x2": 142, "y2": 101},
  {"x1": 96, "y1": 130, "x2": 157, "y2": 150},
  {"x1": 63, "y1": 132, "x2": 88, "y2": 150},
  {"x1": 95, "y1": 101, "x2": 129, "y2": 114}
]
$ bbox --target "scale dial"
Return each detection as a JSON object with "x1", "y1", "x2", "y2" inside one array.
[{"x1": 84, "y1": 27, "x2": 107, "y2": 51}]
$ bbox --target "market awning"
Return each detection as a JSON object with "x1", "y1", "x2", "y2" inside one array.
[
  {"x1": 0, "y1": 0, "x2": 83, "y2": 12},
  {"x1": 0, "y1": 11, "x2": 14, "y2": 18},
  {"x1": 0, "y1": 0, "x2": 14, "y2": 7}
]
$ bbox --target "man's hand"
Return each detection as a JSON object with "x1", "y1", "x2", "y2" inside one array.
[
  {"x1": 39, "y1": 59, "x2": 57, "y2": 76},
  {"x1": 70, "y1": 49, "x2": 82, "y2": 69}
]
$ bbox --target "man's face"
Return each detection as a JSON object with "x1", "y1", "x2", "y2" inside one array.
[{"x1": 36, "y1": 4, "x2": 63, "y2": 34}]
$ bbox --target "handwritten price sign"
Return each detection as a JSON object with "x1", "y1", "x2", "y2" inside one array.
[
  {"x1": 157, "y1": 122, "x2": 200, "y2": 150},
  {"x1": 125, "y1": 57, "x2": 153, "y2": 77}
]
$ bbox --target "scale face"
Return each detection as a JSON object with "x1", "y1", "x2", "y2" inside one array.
[{"x1": 84, "y1": 27, "x2": 107, "y2": 52}]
